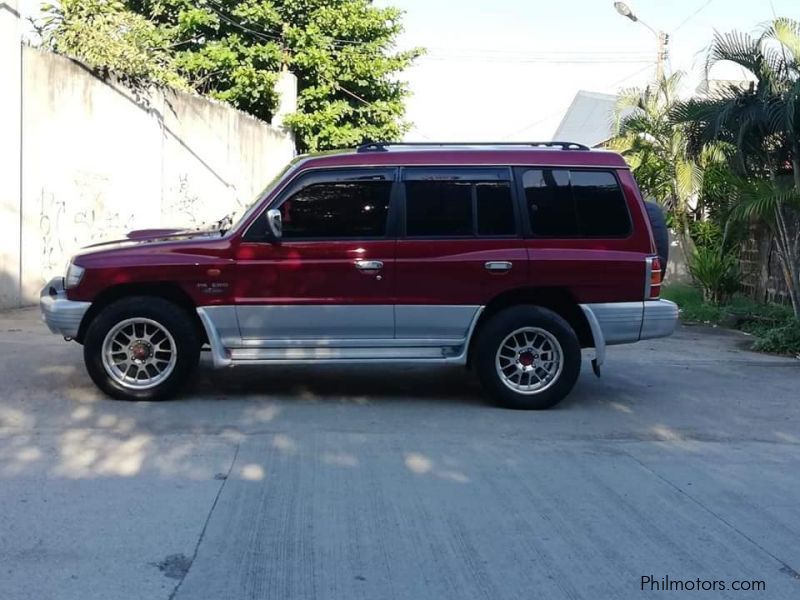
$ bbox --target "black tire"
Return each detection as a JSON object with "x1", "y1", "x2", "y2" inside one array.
[
  {"x1": 644, "y1": 200, "x2": 669, "y2": 274},
  {"x1": 83, "y1": 296, "x2": 200, "y2": 401},
  {"x1": 473, "y1": 306, "x2": 581, "y2": 410}
]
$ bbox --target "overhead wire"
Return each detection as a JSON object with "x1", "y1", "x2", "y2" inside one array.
[
  {"x1": 201, "y1": 0, "x2": 656, "y2": 64},
  {"x1": 672, "y1": 0, "x2": 714, "y2": 34},
  {"x1": 499, "y1": 61, "x2": 656, "y2": 141},
  {"x1": 198, "y1": 0, "x2": 661, "y2": 142}
]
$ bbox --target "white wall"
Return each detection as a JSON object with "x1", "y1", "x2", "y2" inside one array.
[
  {"x1": 0, "y1": 0, "x2": 22, "y2": 307},
  {"x1": 2, "y1": 45, "x2": 295, "y2": 308}
]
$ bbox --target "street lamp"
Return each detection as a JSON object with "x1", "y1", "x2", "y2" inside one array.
[
  {"x1": 613, "y1": 2, "x2": 668, "y2": 81},
  {"x1": 613, "y1": 2, "x2": 637, "y2": 22}
]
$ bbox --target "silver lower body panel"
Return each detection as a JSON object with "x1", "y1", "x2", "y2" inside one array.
[
  {"x1": 640, "y1": 299, "x2": 680, "y2": 340},
  {"x1": 198, "y1": 300, "x2": 678, "y2": 370},
  {"x1": 580, "y1": 300, "x2": 678, "y2": 366},
  {"x1": 39, "y1": 277, "x2": 91, "y2": 339},
  {"x1": 197, "y1": 305, "x2": 483, "y2": 368}
]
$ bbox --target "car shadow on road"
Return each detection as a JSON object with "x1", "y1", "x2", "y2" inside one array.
[{"x1": 183, "y1": 356, "x2": 488, "y2": 406}]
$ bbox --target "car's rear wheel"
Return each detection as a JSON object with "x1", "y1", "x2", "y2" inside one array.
[
  {"x1": 83, "y1": 297, "x2": 200, "y2": 401},
  {"x1": 474, "y1": 306, "x2": 581, "y2": 409}
]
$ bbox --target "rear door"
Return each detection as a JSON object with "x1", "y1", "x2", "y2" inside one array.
[
  {"x1": 515, "y1": 167, "x2": 647, "y2": 306},
  {"x1": 234, "y1": 168, "x2": 397, "y2": 340},
  {"x1": 394, "y1": 167, "x2": 527, "y2": 341}
]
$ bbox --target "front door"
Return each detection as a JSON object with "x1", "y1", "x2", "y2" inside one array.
[
  {"x1": 394, "y1": 167, "x2": 527, "y2": 341},
  {"x1": 234, "y1": 168, "x2": 397, "y2": 341}
]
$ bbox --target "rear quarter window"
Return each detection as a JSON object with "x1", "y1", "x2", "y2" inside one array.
[
  {"x1": 402, "y1": 168, "x2": 517, "y2": 238},
  {"x1": 521, "y1": 168, "x2": 632, "y2": 238}
]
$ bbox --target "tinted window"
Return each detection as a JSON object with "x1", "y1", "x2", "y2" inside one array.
[
  {"x1": 522, "y1": 169, "x2": 630, "y2": 237},
  {"x1": 571, "y1": 171, "x2": 631, "y2": 237},
  {"x1": 523, "y1": 169, "x2": 577, "y2": 236},
  {"x1": 476, "y1": 182, "x2": 515, "y2": 236},
  {"x1": 405, "y1": 181, "x2": 473, "y2": 236},
  {"x1": 280, "y1": 181, "x2": 391, "y2": 239}
]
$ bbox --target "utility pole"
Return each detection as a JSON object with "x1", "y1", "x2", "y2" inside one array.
[
  {"x1": 655, "y1": 31, "x2": 669, "y2": 82},
  {"x1": 614, "y1": 2, "x2": 668, "y2": 82}
]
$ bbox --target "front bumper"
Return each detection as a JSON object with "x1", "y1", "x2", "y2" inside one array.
[{"x1": 40, "y1": 277, "x2": 91, "y2": 339}]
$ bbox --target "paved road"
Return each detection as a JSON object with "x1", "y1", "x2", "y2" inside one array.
[{"x1": 1, "y1": 307, "x2": 799, "y2": 600}]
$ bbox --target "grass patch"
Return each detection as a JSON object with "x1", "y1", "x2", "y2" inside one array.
[{"x1": 662, "y1": 283, "x2": 800, "y2": 356}]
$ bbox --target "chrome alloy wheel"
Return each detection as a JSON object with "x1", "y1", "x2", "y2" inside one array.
[
  {"x1": 101, "y1": 318, "x2": 177, "y2": 390},
  {"x1": 495, "y1": 327, "x2": 564, "y2": 394}
]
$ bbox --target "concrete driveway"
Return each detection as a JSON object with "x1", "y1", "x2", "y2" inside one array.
[{"x1": 1, "y1": 307, "x2": 799, "y2": 600}]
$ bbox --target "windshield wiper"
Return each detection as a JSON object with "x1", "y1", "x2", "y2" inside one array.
[{"x1": 215, "y1": 212, "x2": 235, "y2": 235}]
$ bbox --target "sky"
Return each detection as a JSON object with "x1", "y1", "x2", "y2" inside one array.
[
  {"x1": 374, "y1": 0, "x2": 797, "y2": 141},
  {"x1": 17, "y1": 0, "x2": 797, "y2": 141}
]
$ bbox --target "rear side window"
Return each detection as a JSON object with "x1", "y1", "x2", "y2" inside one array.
[
  {"x1": 404, "y1": 176, "x2": 516, "y2": 237},
  {"x1": 522, "y1": 169, "x2": 576, "y2": 236},
  {"x1": 476, "y1": 182, "x2": 515, "y2": 236},
  {"x1": 522, "y1": 169, "x2": 631, "y2": 237},
  {"x1": 280, "y1": 181, "x2": 391, "y2": 239},
  {"x1": 405, "y1": 181, "x2": 473, "y2": 236}
]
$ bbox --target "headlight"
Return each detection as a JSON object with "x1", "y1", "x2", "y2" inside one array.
[{"x1": 65, "y1": 261, "x2": 85, "y2": 289}]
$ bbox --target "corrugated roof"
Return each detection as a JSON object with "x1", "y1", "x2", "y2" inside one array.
[{"x1": 552, "y1": 91, "x2": 619, "y2": 148}]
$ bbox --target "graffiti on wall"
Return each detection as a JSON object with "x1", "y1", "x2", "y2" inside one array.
[
  {"x1": 163, "y1": 172, "x2": 239, "y2": 229},
  {"x1": 38, "y1": 172, "x2": 135, "y2": 281},
  {"x1": 164, "y1": 174, "x2": 201, "y2": 227}
]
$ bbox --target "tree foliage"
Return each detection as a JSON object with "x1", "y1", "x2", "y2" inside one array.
[
  {"x1": 37, "y1": 0, "x2": 189, "y2": 90},
  {"x1": 672, "y1": 19, "x2": 800, "y2": 186},
  {"x1": 38, "y1": 0, "x2": 423, "y2": 151},
  {"x1": 672, "y1": 18, "x2": 800, "y2": 317},
  {"x1": 607, "y1": 72, "x2": 726, "y2": 258}
]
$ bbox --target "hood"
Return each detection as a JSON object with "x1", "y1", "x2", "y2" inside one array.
[
  {"x1": 84, "y1": 227, "x2": 220, "y2": 248},
  {"x1": 72, "y1": 227, "x2": 223, "y2": 258},
  {"x1": 126, "y1": 228, "x2": 186, "y2": 240}
]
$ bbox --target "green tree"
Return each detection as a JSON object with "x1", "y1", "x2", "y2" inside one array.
[
  {"x1": 36, "y1": 0, "x2": 189, "y2": 90},
  {"x1": 39, "y1": 0, "x2": 422, "y2": 152},
  {"x1": 673, "y1": 18, "x2": 800, "y2": 317},
  {"x1": 608, "y1": 72, "x2": 724, "y2": 258}
]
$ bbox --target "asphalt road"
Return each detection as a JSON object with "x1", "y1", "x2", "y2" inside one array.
[{"x1": 1, "y1": 307, "x2": 799, "y2": 600}]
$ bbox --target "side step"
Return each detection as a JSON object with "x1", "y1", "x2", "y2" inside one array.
[
  {"x1": 196, "y1": 306, "x2": 485, "y2": 369},
  {"x1": 228, "y1": 344, "x2": 462, "y2": 364}
]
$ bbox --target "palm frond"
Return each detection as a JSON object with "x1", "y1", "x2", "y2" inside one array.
[
  {"x1": 675, "y1": 158, "x2": 703, "y2": 200},
  {"x1": 762, "y1": 17, "x2": 800, "y2": 68},
  {"x1": 706, "y1": 29, "x2": 762, "y2": 80},
  {"x1": 728, "y1": 178, "x2": 800, "y2": 222},
  {"x1": 785, "y1": 79, "x2": 800, "y2": 138}
]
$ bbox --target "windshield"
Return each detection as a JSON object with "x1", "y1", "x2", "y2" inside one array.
[{"x1": 220, "y1": 158, "x2": 300, "y2": 235}]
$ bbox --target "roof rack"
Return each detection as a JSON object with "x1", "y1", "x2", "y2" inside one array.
[{"x1": 356, "y1": 141, "x2": 591, "y2": 153}]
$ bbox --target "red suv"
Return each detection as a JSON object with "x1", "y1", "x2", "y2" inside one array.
[{"x1": 40, "y1": 142, "x2": 677, "y2": 409}]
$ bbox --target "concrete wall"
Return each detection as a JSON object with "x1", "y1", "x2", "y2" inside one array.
[
  {"x1": 1, "y1": 43, "x2": 295, "y2": 308},
  {"x1": 665, "y1": 231, "x2": 691, "y2": 284},
  {"x1": 0, "y1": 1, "x2": 23, "y2": 307}
]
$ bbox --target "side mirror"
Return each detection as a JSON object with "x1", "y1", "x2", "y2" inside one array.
[{"x1": 266, "y1": 209, "x2": 282, "y2": 241}]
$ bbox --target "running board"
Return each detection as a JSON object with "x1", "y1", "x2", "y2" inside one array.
[
  {"x1": 197, "y1": 306, "x2": 484, "y2": 369},
  {"x1": 229, "y1": 344, "x2": 462, "y2": 363}
]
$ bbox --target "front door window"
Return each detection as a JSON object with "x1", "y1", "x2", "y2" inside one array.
[{"x1": 280, "y1": 181, "x2": 391, "y2": 240}]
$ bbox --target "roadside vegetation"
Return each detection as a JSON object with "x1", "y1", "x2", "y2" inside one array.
[
  {"x1": 663, "y1": 284, "x2": 800, "y2": 355},
  {"x1": 35, "y1": 0, "x2": 423, "y2": 152},
  {"x1": 610, "y1": 17, "x2": 800, "y2": 355}
]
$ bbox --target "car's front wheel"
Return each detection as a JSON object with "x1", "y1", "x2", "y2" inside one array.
[
  {"x1": 474, "y1": 306, "x2": 581, "y2": 409},
  {"x1": 83, "y1": 297, "x2": 200, "y2": 401}
]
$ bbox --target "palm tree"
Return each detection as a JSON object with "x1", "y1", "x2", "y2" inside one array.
[
  {"x1": 608, "y1": 72, "x2": 721, "y2": 259},
  {"x1": 672, "y1": 18, "x2": 800, "y2": 317}
]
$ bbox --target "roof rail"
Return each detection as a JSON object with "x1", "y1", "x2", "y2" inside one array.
[{"x1": 356, "y1": 141, "x2": 591, "y2": 153}]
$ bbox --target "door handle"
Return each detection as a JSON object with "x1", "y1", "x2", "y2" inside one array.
[
  {"x1": 485, "y1": 261, "x2": 513, "y2": 273},
  {"x1": 354, "y1": 259, "x2": 384, "y2": 271}
]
